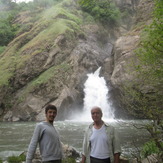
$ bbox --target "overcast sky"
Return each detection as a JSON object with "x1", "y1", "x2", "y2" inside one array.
[{"x1": 15, "y1": 0, "x2": 33, "y2": 3}]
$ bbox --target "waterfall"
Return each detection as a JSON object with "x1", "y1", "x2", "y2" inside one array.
[{"x1": 81, "y1": 67, "x2": 115, "y2": 121}]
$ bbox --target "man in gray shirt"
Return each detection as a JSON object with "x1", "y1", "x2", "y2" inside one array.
[{"x1": 26, "y1": 104, "x2": 63, "y2": 163}]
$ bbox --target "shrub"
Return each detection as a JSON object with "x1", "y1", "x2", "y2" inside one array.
[
  {"x1": 78, "y1": 0, "x2": 120, "y2": 24},
  {"x1": 19, "y1": 153, "x2": 26, "y2": 162},
  {"x1": 141, "y1": 140, "x2": 162, "y2": 158},
  {"x1": 7, "y1": 154, "x2": 26, "y2": 163},
  {"x1": 0, "y1": 15, "x2": 19, "y2": 46},
  {"x1": 7, "y1": 156, "x2": 21, "y2": 163},
  {"x1": 62, "y1": 157, "x2": 76, "y2": 163}
]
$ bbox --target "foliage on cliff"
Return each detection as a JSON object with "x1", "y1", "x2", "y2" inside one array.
[
  {"x1": 121, "y1": 0, "x2": 163, "y2": 158},
  {"x1": 0, "y1": 0, "x2": 19, "y2": 46},
  {"x1": 78, "y1": 0, "x2": 120, "y2": 24},
  {"x1": 0, "y1": 0, "x2": 69, "y2": 50},
  {"x1": 0, "y1": 0, "x2": 86, "y2": 117},
  {"x1": 0, "y1": 0, "x2": 82, "y2": 87},
  {"x1": 124, "y1": 0, "x2": 162, "y2": 118},
  {"x1": 0, "y1": 0, "x2": 162, "y2": 123}
]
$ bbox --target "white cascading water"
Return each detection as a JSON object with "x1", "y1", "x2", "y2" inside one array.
[{"x1": 80, "y1": 67, "x2": 115, "y2": 121}]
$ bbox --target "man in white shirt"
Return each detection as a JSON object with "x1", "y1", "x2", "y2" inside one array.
[{"x1": 81, "y1": 106, "x2": 121, "y2": 163}]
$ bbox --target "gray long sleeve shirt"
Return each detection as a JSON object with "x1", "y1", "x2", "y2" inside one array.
[{"x1": 26, "y1": 121, "x2": 62, "y2": 163}]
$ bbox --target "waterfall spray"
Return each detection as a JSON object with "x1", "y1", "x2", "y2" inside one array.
[{"x1": 82, "y1": 67, "x2": 114, "y2": 121}]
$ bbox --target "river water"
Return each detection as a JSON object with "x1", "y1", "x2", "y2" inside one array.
[{"x1": 0, "y1": 120, "x2": 150, "y2": 161}]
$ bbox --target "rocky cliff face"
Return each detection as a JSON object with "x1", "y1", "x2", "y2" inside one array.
[
  {"x1": 0, "y1": 0, "x2": 154, "y2": 121},
  {"x1": 109, "y1": 0, "x2": 154, "y2": 117}
]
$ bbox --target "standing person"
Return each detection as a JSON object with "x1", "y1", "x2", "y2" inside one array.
[
  {"x1": 26, "y1": 104, "x2": 63, "y2": 163},
  {"x1": 81, "y1": 106, "x2": 121, "y2": 163}
]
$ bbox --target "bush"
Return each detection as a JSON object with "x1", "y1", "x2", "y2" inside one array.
[
  {"x1": 7, "y1": 156, "x2": 21, "y2": 163},
  {"x1": 7, "y1": 154, "x2": 26, "y2": 163},
  {"x1": 141, "y1": 140, "x2": 161, "y2": 158},
  {"x1": 0, "y1": 15, "x2": 19, "y2": 46},
  {"x1": 62, "y1": 157, "x2": 76, "y2": 163},
  {"x1": 19, "y1": 154, "x2": 26, "y2": 162},
  {"x1": 120, "y1": 0, "x2": 163, "y2": 160},
  {"x1": 78, "y1": 0, "x2": 120, "y2": 24}
]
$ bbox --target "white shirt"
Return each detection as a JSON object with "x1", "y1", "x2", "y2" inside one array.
[{"x1": 90, "y1": 124, "x2": 110, "y2": 159}]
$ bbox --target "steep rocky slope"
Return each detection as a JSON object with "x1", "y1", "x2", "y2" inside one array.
[
  {"x1": 109, "y1": 0, "x2": 155, "y2": 117},
  {"x1": 0, "y1": 0, "x2": 154, "y2": 121}
]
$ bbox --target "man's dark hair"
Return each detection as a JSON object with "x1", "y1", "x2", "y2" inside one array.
[{"x1": 45, "y1": 104, "x2": 57, "y2": 114}]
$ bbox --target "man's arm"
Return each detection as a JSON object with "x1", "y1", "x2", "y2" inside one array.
[
  {"x1": 81, "y1": 126, "x2": 90, "y2": 163},
  {"x1": 26, "y1": 124, "x2": 41, "y2": 163},
  {"x1": 112, "y1": 127, "x2": 121, "y2": 163}
]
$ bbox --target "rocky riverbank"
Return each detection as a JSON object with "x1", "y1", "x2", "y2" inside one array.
[{"x1": 1, "y1": 144, "x2": 159, "y2": 163}]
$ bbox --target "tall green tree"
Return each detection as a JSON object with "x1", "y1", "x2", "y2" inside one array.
[{"x1": 121, "y1": 0, "x2": 163, "y2": 159}]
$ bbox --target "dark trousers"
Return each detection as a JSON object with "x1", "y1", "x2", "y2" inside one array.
[
  {"x1": 42, "y1": 160, "x2": 62, "y2": 163},
  {"x1": 90, "y1": 156, "x2": 111, "y2": 163}
]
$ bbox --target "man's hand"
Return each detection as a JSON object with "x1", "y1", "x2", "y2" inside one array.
[
  {"x1": 81, "y1": 154, "x2": 86, "y2": 163},
  {"x1": 114, "y1": 153, "x2": 120, "y2": 163}
]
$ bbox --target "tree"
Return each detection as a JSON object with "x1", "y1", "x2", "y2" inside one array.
[
  {"x1": 78, "y1": 0, "x2": 120, "y2": 24},
  {"x1": 120, "y1": 0, "x2": 163, "y2": 160},
  {"x1": 0, "y1": 0, "x2": 20, "y2": 46},
  {"x1": 0, "y1": 10, "x2": 19, "y2": 46},
  {"x1": 0, "y1": 0, "x2": 17, "y2": 10}
]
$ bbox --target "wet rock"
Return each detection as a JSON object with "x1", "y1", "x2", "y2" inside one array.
[
  {"x1": 21, "y1": 144, "x2": 80, "y2": 163},
  {"x1": 141, "y1": 154, "x2": 159, "y2": 163}
]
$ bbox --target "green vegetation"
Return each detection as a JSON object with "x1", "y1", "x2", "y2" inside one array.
[
  {"x1": 120, "y1": 0, "x2": 163, "y2": 160},
  {"x1": 0, "y1": 0, "x2": 74, "y2": 48},
  {"x1": 141, "y1": 140, "x2": 163, "y2": 158},
  {"x1": 0, "y1": 0, "x2": 162, "y2": 161},
  {"x1": 0, "y1": 17, "x2": 19, "y2": 46},
  {"x1": 1, "y1": 155, "x2": 76, "y2": 163},
  {"x1": 17, "y1": 63, "x2": 72, "y2": 103},
  {"x1": 0, "y1": 0, "x2": 20, "y2": 52},
  {"x1": 30, "y1": 63, "x2": 71, "y2": 87},
  {"x1": 7, "y1": 154, "x2": 26, "y2": 163},
  {"x1": 32, "y1": 0, "x2": 63, "y2": 8},
  {"x1": 78, "y1": 0, "x2": 120, "y2": 24},
  {"x1": 0, "y1": 46, "x2": 6, "y2": 54},
  {"x1": 0, "y1": 0, "x2": 82, "y2": 87},
  {"x1": 0, "y1": 44, "x2": 19, "y2": 86},
  {"x1": 62, "y1": 157, "x2": 76, "y2": 163}
]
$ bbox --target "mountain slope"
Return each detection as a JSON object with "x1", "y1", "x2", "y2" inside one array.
[{"x1": 0, "y1": 0, "x2": 160, "y2": 121}]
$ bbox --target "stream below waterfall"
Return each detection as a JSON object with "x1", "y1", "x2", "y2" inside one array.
[{"x1": 0, "y1": 120, "x2": 151, "y2": 161}]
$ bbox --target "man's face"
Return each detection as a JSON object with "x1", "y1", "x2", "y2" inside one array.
[
  {"x1": 46, "y1": 109, "x2": 57, "y2": 123},
  {"x1": 91, "y1": 108, "x2": 102, "y2": 122}
]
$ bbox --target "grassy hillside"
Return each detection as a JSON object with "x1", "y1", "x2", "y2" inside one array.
[{"x1": 0, "y1": 0, "x2": 84, "y2": 87}]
